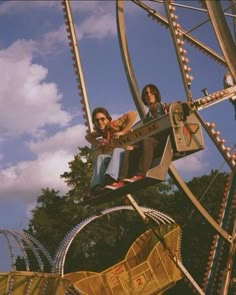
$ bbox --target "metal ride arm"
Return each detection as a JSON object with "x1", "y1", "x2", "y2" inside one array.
[
  {"x1": 220, "y1": 219, "x2": 236, "y2": 295},
  {"x1": 116, "y1": 0, "x2": 146, "y2": 118},
  {"x1": 163, "y1": 0, "x2": 193, "y2": 102},
  {"x1": 201, "y1": 172, "x2": 236, "y2": 293},
  {"x1": 130, "y1": 0, "x2": 227, "y2": 66},
  {"x1": 204, "y1": 0, "x2": 236, "y2": 82},
  {"x1": 193, "y1": 110, "x2": 236, "y2": 172},
  {"x1": 126, "y1": 194, "x2": 148, "y2": 222},
  {"x1": 192, "y1": 85, "x2": 236, "y2": 111},
  {"x1": 62, "y1": 0, "x2": 93, "y2": 132},
  {"x1": 125, "y1": 193, "x2": 205, "y2": 295}
]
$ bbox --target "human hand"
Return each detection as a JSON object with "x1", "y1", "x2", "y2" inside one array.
[
  {"x1": 96, "y1": 139, "x2": 110, "y2": 147},
  {"x1": 112, "y1": 131, "x2": 124, "y2": 139},
  {"x1": 126, "y1": 145, "x2": 134, "y2": 151}
]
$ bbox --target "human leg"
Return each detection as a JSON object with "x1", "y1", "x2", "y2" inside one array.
[
  {"x1": 124, "y1": 137, "x2": 159, "y2": 183},
  {"x1": 105, "y1": 148, "x2": 124, "y2": 181},
  {"x1": 104, "y1": 148, "x2": 126, "y2": 190},
  {"x1": 137, "y1": 137, "x2": 159, "y2": 176},
  {"x1": 119, "y1": 149, "x2": 131, "y2": 181},
  {"x1": 119, "y1": 148, "x2": 140, "y2": 180},
  {"x1": 90, "y1": 154, "x2": 111, "y2": 189}
]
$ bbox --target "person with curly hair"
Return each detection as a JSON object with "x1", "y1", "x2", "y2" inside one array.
[{"x1": 85, "y1": 107, "x2": 137, "y2": 195}]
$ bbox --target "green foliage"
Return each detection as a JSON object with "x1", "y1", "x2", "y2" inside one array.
[
  {"x1": 18, "y1": 146, "x2": 231, "y2": 294},
  {"x1": 61, "y1": 146, "x2": 93, "y2": 201},
  {"x1": 126, "y1": 170, "x2": 228, "y2": 293},
  {"x1": 17, "y1": 187, "x2": 95, "y2": 271}
]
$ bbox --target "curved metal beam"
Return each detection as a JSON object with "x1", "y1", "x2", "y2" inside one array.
[
  {"x1": 116, "y1": 0, "x2": 146, "y2": 118},
  {"x1": 131, "y1": 0, "x2": 226, "y2": 67},
  {"x1": 204, "y1": 0, "x2": 236, "y2": 82},
  {"x1": 62, "y1": 0, "x2": 93, "y2": 132},
  {"x1": 0, "y1": 231, "x2": 15, "y2": 271},
  {"x1": 54, "y1": 205, "x2": 175, "y2": 276}
]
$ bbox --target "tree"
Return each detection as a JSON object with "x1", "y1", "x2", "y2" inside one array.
[
  {"x1": 16, "y1": 188, "x2": 94, "y2": 271},
  {"x1": 61, "y1": 146, "x2": 93, "y2": 201},
  {"x1": 18, "y1": 146, "x2": 230, "y2": 294}
]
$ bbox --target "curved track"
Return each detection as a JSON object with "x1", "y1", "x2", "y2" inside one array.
[
  {"x1": 0, "y1": 228, "x2": 53, "y2": 272},
  {"x1": 53, "y1": 205, "x2": 175, "y2": 276},
  {"x1": 201, "y1": 172, "x2": 236, "y2": 294}
]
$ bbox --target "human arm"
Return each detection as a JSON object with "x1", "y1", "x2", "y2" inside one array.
[
  {"x1": 112, "y1": 111, "x2": 137, "y2": 138},
  {"x1": 85, "y1": 131, "x2": 106, "y2": 147}
]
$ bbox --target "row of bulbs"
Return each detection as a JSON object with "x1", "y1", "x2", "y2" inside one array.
[
  {"x1": 61, "y1": 1, "x2": 90, "y2": 134},
  {"x1": 168, "y1": 2, "x2": 194, "y2": 84},
  {"x1": 205, "y1": 122, "x2": 236, "y2": 167},
  {"x1": 195, "y1": 89, "x2": 229, "y2": 107}
]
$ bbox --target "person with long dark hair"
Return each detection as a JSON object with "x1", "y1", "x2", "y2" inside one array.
[{"x1": 106, "y1": 84, "x2": 168, "y2": 189}]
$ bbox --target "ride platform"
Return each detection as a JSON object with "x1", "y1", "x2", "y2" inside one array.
[
  {"x1": 81, "y1": 136, "x2": 174, "y2": 206},
  {"x1": 81, "y1": 177, "x2": 160, "y2": 206}
]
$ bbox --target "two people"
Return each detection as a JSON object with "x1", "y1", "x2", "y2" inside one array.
[
  {"x1": 86, "y1": 84, "x2": 168, "y2": 194},
  {"x1": 85, "y1": 107, "x2": 137, "y2": 195},
  {"x1": 106, "y1": 84, "x2": 169, "y2": 189}
]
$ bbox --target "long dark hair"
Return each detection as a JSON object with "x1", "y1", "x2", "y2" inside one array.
[{"x1": 141, "y1": 84, "x2": 161, "y2": 106}]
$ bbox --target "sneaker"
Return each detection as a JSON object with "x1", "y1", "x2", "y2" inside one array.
[
  {"x1": 105, "y1": 181, "x2": 125, "y2": 190},
  {"x1": 123, "y1": 175, "x2": 144, "y2": 183}
]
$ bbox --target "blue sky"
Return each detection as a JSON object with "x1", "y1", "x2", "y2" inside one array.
[{"x1": 0, "y1": 0, "x2": 235, "y2": 271}]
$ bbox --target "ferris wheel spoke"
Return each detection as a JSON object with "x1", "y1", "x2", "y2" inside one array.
[{"x1": 204, "y1": 0, "x2": 236, "y2": 81}]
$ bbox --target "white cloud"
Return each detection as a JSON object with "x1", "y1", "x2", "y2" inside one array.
[
  {"x1": 0, "y1": 1, "x2": 130, "y2": 57},
  {"x1": 0, "y1": 124, "x2": 88, "y2": 201},
  {"x1": 174, "y1": 149, "x2": 208, "y2": 177},
  {"x1": 28, "y1": 124, "x2": 88, "y2": 155},
  {"x1": 42, "y1": 25, "x2": 67, "y2": 54},
  {"x1": 0, "y1": 151, "x2": 69, "y2": 198},
  {"x1": 41, "y1": 8, "x2": 116, "y2": 53},
  {"x1": 0, "y1": 39, "x2": 72, "y2": 138},
  {"x1": 77, "y1": 13, "x2": 116, "y2": 40}
]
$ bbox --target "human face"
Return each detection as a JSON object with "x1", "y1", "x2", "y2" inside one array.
[
  {"x1": 94, "y1": 112, "x2": 109, "y2": 130},
  {"x1": 143, "y1": 87, "x2": 157, "y2": 110}
]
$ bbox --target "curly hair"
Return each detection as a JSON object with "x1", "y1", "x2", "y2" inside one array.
[{"x1": 92, "y1": 107, "x2": 112, "y2": 131}]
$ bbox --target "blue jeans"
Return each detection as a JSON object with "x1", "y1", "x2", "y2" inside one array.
[{"x1": 90, "y1": 148, "x2": 124, "y2": 188}]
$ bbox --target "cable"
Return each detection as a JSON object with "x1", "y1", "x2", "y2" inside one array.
[{"x1": 183, "y1": 144, "x2": 236, "y2": 229}]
